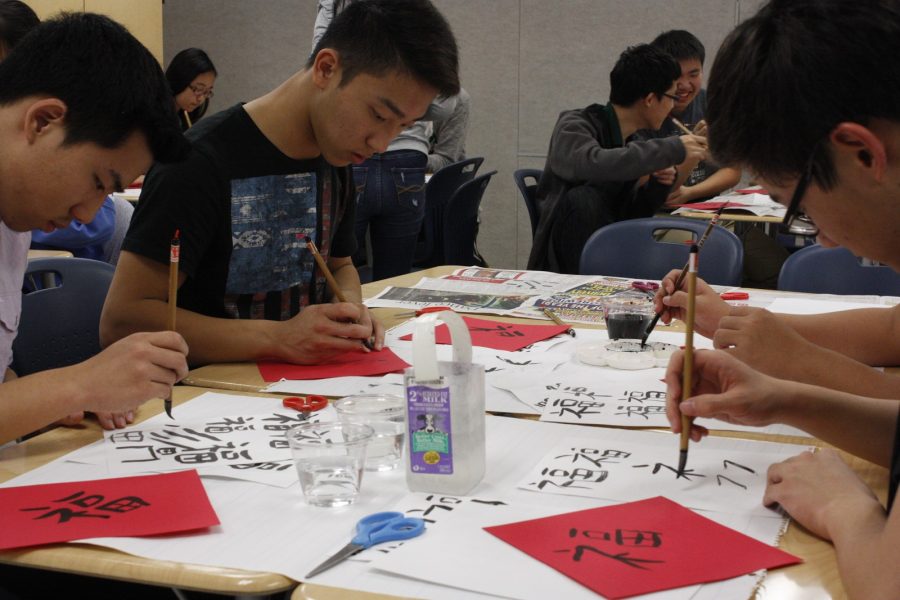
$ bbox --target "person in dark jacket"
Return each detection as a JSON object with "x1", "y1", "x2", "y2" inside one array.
[{"x1": 527, "y1": 44, "x2": 707, "y2": 274}]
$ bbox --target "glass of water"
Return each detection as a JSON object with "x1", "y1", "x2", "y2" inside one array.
[
  {"x1": 333, "y1": 394, "x2": 405, "y2": 472},
  {"x1": 287, "y1": 421, "x2": 373, "y2": 507}
]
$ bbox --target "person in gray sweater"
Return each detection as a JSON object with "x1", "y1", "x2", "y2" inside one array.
[{"x1": 527, "y1": 44, "x2": 707, "y2": 274}]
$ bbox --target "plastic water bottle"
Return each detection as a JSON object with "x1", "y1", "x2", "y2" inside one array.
[{"x1": 404, "y1": 311, "x2": 485, "y2": 495}]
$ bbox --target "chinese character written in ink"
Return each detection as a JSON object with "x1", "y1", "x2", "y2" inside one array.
[
  {"x1": 545, "y1": 384, "x2": 609, "y2": 401},
  {"x1": 404, "y1": 495, "x2": 507, "y2": 524},
  {"x1": 615, "y1": 404, "x2": 666, "y2": 420},
  {"x1": 261, "y1": 412, "x2": 314, "y2": 432},
  {"x1": 633, "y1": 462, "x2": 706, "y2": 481},
  {"x1": 547, "y1": 398, "x2": 606, "y2": 419},
  {"x1": 554, "y1": 447, "x2": 631, "y2": 468},
  {"x1": 173, "y1": 441, "x2": 254, "y2": 464},
  {"x1": 553, "y1": 526, "x2": 665, "y2": 569},
  {"x1": 530, "y1": 466, "x2": 607, "y2": 490},
  {"x1": 113, "y1": 425, "x2": 256, "y2": 464},
  {"x1": 496, "y1": 356, "x2": 535, "y2": 366},
  {"x1": 618, "y1": 390, "x2": 666, "y2": 403},
  {"x1": 229, "y1": 461, "x2": 293, "y2": 472},
  {"x1": 716, "y1": 459, "x2": 756, "y2": 489},
  {"x1": 469, "y1": 324, "x2": 525, "y2": 338},
  {"x1": 21, "y1": 491, "x2": 150, "y2": 523},
  {"x1": 204, "y1": 416, "x2": 258, "y2": 434}
]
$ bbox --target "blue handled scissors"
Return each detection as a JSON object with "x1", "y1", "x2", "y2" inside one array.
[{"x1": 304, "y1": 511, "x2": 425, "y2": 578}]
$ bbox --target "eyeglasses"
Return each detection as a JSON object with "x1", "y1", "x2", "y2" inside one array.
[
  {"x1": 663, "y1": 92, "x2": 679, "y2": 102},
  {"x1": 188, "y1": 84, "x2": 214, "y2": 100},
  {"x1": 781, "y1": 152, "x2": 819, "y2": 236}
]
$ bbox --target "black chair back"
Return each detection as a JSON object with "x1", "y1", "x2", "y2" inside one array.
[
  {"x1": 414, "y1": 157, "x2": 484, "y2": 268},
  {"x1": 778, "y1": 244, "x2": 900, "y2": 295},
  {"x1": 12, "y1": 258, "x2": 115, "y2": 376},
  {"x1": 443, "y1": 171, "x2": 497, "y2": 266},
  {"x1": 513, "y1": 168, "x2": 542, "y2": 238},
  {"x1": 579, "y1": 217, "x2": 744, "y2": 286}
]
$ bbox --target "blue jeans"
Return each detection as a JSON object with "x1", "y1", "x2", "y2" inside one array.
[{"x1": 352, "y1": 149, "x2": 427, "y2": 281}]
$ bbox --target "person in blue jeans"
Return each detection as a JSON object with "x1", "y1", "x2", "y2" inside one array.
[
  {"x1": 351, "y1": 147, "x2": 427, "y2": 280},
  {"x1": 313, "y1": 0, "x2": 459, "y2": 281},
  {"x1": 350, "y1": 97, "x2": 456, "y2": 280}
]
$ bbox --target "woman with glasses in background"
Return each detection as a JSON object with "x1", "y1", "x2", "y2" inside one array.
[{"x1": 166, "y1": 47, "x2": 217, "y2": 131}]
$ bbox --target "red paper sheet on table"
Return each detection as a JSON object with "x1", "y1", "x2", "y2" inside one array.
[
  {"x1": 399, "y1": 315, "x2": 569, "y2": 351},
  {"x1": 257, "y1": 348, "x2": 409, "y2": 382},
  {"x1": 0, "y1": 470, "x2": 219, "y2": 550},
  {"x1": 485, "y1": 496, "x2": 800, "y2": 599}
]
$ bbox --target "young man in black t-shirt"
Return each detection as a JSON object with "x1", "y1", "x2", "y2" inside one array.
[{"x1": 101, "y1": 0, "x2": 460, "y2": 367}]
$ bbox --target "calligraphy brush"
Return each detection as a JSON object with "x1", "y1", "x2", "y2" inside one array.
[
  {"x1": 640, "y1": 204, "x2": 727, "y2": 347},
  {"x1": 543, "y1": 307, "x2": 575, "y2": 337},
  {"x1": 671, "y1": 117, "x2": 693, "y2": 135},
  {"x1": 165, "y1": 229, "x2": 180, "y2": 419},
  {"x1": 301, "y1": 235, "x2": 375, "y2": 351},
  {"x1": 678, "y1": 244, "x2": 699, "y2": 475}
]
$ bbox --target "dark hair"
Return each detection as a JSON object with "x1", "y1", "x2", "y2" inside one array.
[
  {"x1": 650, "y1": 30, "x2": 705, "y2": 65},
  {"x1": 166, "y1": 47, "x2": 217, "y2": 130},
  {"x1": 708, "y1": 0, "x2": 900, "y2": 189},
  {"x1": 0, "y1": 0, "x2": 38, "y2": 58},
  {"x1": 308, "y1": 0, "x2": 459, "y2": 98},
  {"x1": 609, "y1": 44, "x2": 680, "y2": 106},
  {"x1": 0, "y1": 12, "x2": 188, "y2": 163}
]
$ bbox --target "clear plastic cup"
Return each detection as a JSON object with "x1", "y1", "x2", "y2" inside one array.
[
  {"x1": 287, "y1": 421, "x2": 373, "y2": 507},
  {"x1": 603, "y1": 292, "x2": 655, "y2": 340},
  {"x1": 333, "y1": 394, "x2": 405, "y2": 472}
]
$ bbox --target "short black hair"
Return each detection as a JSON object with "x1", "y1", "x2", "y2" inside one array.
[
  {"x1": 651, "y1": 30, "x2": 705, "y2": 65},
  {"x1": 609, "y1": 44, "x2": 680, "y2": 106},
  {"x1": 0, "y1": 12, "x2": 188, "y2": 163},
  {"x1": 0, "y1": 0, "x2": 39, "y2": 58},
  {"x1": 308, "y1": 0, "x2": 459, "y2": 98},
  {"x1": 166, "y1": 47, "x2": 217, "y2": 129},
  {"x1": 708, "y1": 0, "x2": 900, "y2": 189}
]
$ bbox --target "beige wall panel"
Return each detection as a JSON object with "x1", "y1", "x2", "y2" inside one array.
[
  {"x1": 163, "y1": 0, "x2": 317, "y2": 113},
  {"x1": 23, "y1": 0, "x2": 82, "y2": 20},
  {"x1": 86, "y1": 0, "x2": 163, "y2": 63},
  {"x1": 434, "y1": 0, "x2": 520, "y2": 269}
]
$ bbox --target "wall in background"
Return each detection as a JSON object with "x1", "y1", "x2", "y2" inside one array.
[
  {"x1": 163, "y1": 0, "x2": 767, "y2": 270},
  {"x1": 29, "y1": 0, "x2": 163, "y2": 62}
]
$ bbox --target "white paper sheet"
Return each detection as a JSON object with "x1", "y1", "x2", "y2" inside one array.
[
  {"x1": 264, "y1": 373, "x2": 406, "y2": 396},
  {"x1": 63, "y1": 393, "x2": 335, "y2": 486},
  {"x1": 768, "y1": 297, "x2": 894, "y2": 315},
  {"x1": 517, "y1": 431, "x2": 809, "y2": 518},
  {"x1": 4, "y1": 411, "x2": 806, "y2": 600}
]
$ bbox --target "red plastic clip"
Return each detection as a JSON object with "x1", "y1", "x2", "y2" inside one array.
[{"x1": 282, "y1": 395, "x2": 328, "y2": 413}]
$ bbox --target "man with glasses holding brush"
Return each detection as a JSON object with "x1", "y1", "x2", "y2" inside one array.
[
  {"x1": 663, "y1": 1, "x2": 900, "y2": 596},
  {"x1": 527, "y1": 44, "x2": 708, "y2": 274}
]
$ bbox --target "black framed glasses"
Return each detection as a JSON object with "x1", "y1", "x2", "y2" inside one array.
[
  {"x1": 781, "y1": 152, "x2": 819, "y2": 236},
  {"x1": 663, "y1": 92, "x2": 679, "y2": 102}
]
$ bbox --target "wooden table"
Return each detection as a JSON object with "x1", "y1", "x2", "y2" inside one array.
[
  {"x1": 674, "y1": 209, "x2": 784, "y2": 236},
  {"x1": 3, "y1": 266, "x2": 892, "y2": 599}
]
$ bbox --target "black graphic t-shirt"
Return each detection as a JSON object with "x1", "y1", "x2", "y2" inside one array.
[{"x1": 125, "y1": 104, "x2": 355, "y2": 320}]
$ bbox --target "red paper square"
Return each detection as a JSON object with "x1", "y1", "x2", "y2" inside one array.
[
  {"x1": 0, "y1": 470, "x2": 219, "y2": 550},
  {"x1": 484, "y1": 496, "x2": 800, "y2": 599},
  {"x1": 399, "y1": 315, "x2": 569, "y2": 351},
  {"x1": 257, "y1": 348, "x2": 409, "y2": 382}
]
